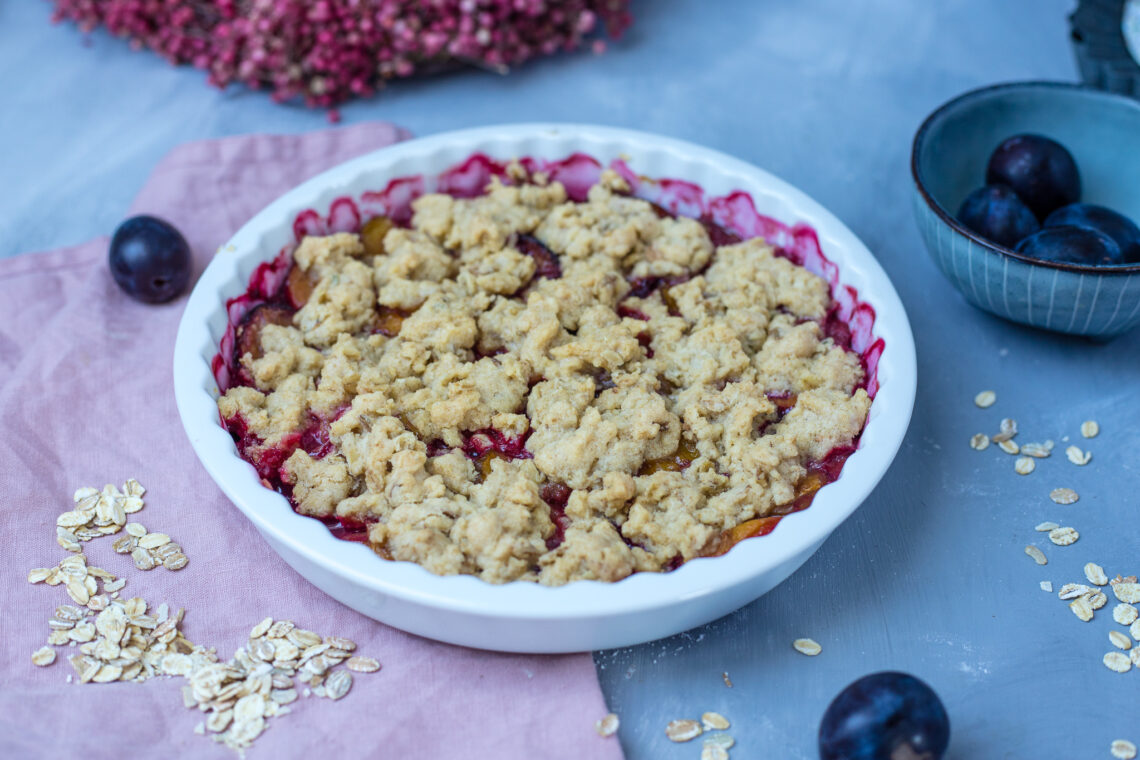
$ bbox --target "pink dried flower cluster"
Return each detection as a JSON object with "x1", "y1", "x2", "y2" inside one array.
[{"x1": 49, "y1": 0, "x2": 632, "y2": 112}]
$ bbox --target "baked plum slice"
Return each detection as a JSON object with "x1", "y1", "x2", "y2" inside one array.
[{"x1": 234, "y1": 304, "x2": 295, "y2": 366}]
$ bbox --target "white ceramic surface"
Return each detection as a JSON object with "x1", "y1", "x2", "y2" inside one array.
[{"x1": 173, "y1": 124, "x2": 917, "y2": 653}]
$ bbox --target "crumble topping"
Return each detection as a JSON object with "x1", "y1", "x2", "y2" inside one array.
[{"x1": 218, "y1": 170, "x2": 871, "y2": 585}]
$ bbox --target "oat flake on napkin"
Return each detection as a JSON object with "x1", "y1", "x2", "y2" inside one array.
[{"x1": 0, "y1": 122, "x2": 624, "y2": 760}]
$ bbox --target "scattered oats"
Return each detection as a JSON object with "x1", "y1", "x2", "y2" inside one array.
[
  {"x1": 325, "y1": 670, "x2": 352, "y2": 700},
  {"x1": 57, "y1": 532, "x2": 81, "y2": 553},
  {"x1": 993, "y1": 417, "x2": 1018, "y2": 443},
  {"x1": 1035, "y1": 522, "x2": 1059, "y2": 532},
  {"x1": 969, "y1": 433, "x2": 990, "y2": 451},
  {"x1": 68, "y1": 622, "x2": 96, "y2": 642},
  {"x1": 92, "y1": 664, "x2": 122, "y2": 683},
  {"x1": 162, "y1": 553, "x2": 189, "y2": 571},
  {"x1": 595, "y1": 713, "x2": 619, "y2": 737},
  {"x1": 48, "y1": 630, "x2": 70, "y2": 645},
  {"x1": 123, "y1": 478, "x2": 145, "y2": 498},
  {"x1": 1085, "y1": 563, "x2": 1109, "y2": 586},
  {"x1": 1133, "y1": 648, "x2": 1140, "y2": 667},
  {"x1": 1114, "y1": 575, "x2": 1140, "y2": 585},
  {"x1": 1070, "y1": 596, "x2": 1095, "y2": 622},
  {"x1": 701, "y1": 746, "x2": 729, "y2": 760},
  {"x1": 138, "y1": 533, "x2": 171, "y2": 550},
  {"x1": 1059, "y1": 583, "x2": 1091, "y2": 600},
  {"x1": 345, "y1": 656, "x2": 381, "y2": 673},
  {"x1": 207, "y1": 709, "x2": 234, "y2": 734},
  {"x1": 57, "y1": 510, "x2": 90, "y2": 529},
  {"x1": 55, "y1": 604, "x2": 84, "y2": 621},
  {"x1": 103, "y1": 578, "x2": 125, "y2": 593},
  {"x1": 1103, "y1": 651, "x2": 1132, "y2": 673},
  {"x1": 287, "y1": 628, "x2": 322, "y2": 649},
  {"x1": 1065, "y1": 445, "x2": 1091, "y2": 465},
  {"x1": 31, "y1": 647, "x2": 56, "y2": 666},
  {"x1": 793, "y1": 638, "x2": 822, "y2": 656},
  {"x1": 324, "y1": 636, "x2": 356, "y2": 652},
  {"x1": 66, "y1": 579, "x2": 90, "y2": 606},
  {"x1": 1049, "y1": 488, "x2": 1079, "y2": 505},
  {"x1": 1114, "y1": 604, "x2": 1139, "y2": 626},
  {"x1": 665, "y1": 719, "x2": 703, "y2": 743},
  {"x1": 1111, "y1": 740, "x2": 1137, "y2": 760},
  {"x1": 234, "y1": 693, "x2": 268, "y2": 723},
  {"x1": 131, "y1": 547, "x2": 155, "y2": 571},
  {"x1": 161, "y1": 653, "x2": 194, "y2": 676},
  {"x1": 722, "y1": 672, "x2": 733, "y2": 688},
  {"x1": 1114, "y1": 584, "x2": 1140, "y2": 604},
  {"x1": 1015, "y1": 457, "x2": 1035, "y2": 475},
  {"x1": 974, "y1": 390, "x2": 996, "y2": 408},
  {"x1": 267, "y1": 621, "x2": 295, "y2": 638},
  {"x1": 273, "y1": 640, "x2": 300, "y2": 662},
  {"x1": 1080, "y1": 420, "x2": 1099, "y2": 438},
  {"x1": 250, "y1": 617, "x2": 274, "y2": 639},
  {"x1": 193, "y1": 722, "x2": 205, "y2": 736},
  {"x1": 1020, "y1": 442, "x2": 1051, "y2": 458},
  {"x1": 125, "y1": 522, "x2": 147, "y2": 538},
  {"x1": 1048, "y1": 527, "x2": 1079, "y2": 546},
  {"x1": 998, "y1": 439, "x2": 1020, "y2": 455},
  {"x1": 701, "y1": 712, "x2": 730, "y2": 730},
  {"x1": 74, "y1": 486, "x2": 99, "y2": 503},
  {"x1": 1040, "y1": 581, "x2": 1053, "y2": 592},
  {"x1": 271, "y1": 689, "x2": 298, "y2": 705},
  {"x1": 27, "y1": 567, "x2": 54, "y2": 584},
  {"x1": 69, "y1": 654, "x2": 98, "y2": 683},
  {"x1": 86, "y1": 594, "x2": 108, "y2": 611},
  {"x1": 1110, "y1": 630, "x2": 1133, "y2": 650},
  {"x1": 704, "y1": 734, "x2": 735, "y2": 751},
  {"x1": 1089, "y1": 591, "x2": 1108, "y2": 610},
  {"x1": 111, "y1": 535, "x2": 136, "y2": 554},
  {"x1": 1025, "y1": 545, "x2": 1048, "y2": 565},
  {"x1": 250, "y1": 637, "x2": 275, "y2": 662}
]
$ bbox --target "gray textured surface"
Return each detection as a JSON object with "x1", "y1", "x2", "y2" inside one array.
[{"x1": 5, "y1": 1, "x2": 1140, "y2": 757}]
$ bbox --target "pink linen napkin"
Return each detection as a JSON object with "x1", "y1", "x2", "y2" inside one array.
[{"x1": 0, "y1": 123, "x2": 624, "y2": 760}]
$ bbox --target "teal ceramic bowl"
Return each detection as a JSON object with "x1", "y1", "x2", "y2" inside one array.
[{"x1": 911, "y1": 81, "x2": 1140, "y2": 337}]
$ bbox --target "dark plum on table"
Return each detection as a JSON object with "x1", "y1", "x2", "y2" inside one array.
[
  {"x1": 108, "y1": 215, "x2": 192, "y2": 303},
  {"x1": 819, "y1": 671, "x2": 950, "y2": 760},
  {"x1": 1015, "y1": 225, "x2": 1123, "y2": 266},
  {"x1": 1044, "y1": 203, "x2": 1140, "y2": 263},
  {"x1": 956, "y1": 184, "x2": 1039, "y2": 249},
  {"x1": 985, "y1": 134, "x2": 1080, "y2": 220}
]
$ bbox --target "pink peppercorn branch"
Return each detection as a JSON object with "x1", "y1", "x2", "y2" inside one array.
[{"x1": 49, "y1": 0, "x2": 632, "y2": 113}]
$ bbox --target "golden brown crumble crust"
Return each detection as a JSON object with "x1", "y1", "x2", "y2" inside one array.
[{"x1": 218, "y1": 170, "x2": 870, "y2": 585}]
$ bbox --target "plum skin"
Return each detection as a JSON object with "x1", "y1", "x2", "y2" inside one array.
[
  {"x1": 819, "y1": 671, "x2": 950, "y2": 760},
  {"x1": 108, "y1": 215, "x2": 192, "y2": 303},
  {"x1": 1044, "y1": 204, "x2": 1140, "y2": 263},
  {"x1": 1015, "y1": 225, "x2": 1123, "y2": 266},
  {"x1": 985, "y1": 134, "x2": 1080, "y2": 220},
  {"x1": 956, "y1": 184, "x2": 1039, "y2": 249}
]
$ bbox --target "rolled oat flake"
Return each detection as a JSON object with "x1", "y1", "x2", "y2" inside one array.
[
  {"x1": 1103, "y1": 651, "x2": 1132, "y2": 673},
  {"x1": 1049, "y1": 488, "x2": 1078, "y2": 505},
  {"x1": 665, "y1": 719, "x2": 703, "y2": 743},
  {"x1": 974, "y1": 390, "x2": 996, "y2": 408},
  {"x1": 1111, "y1": 739, "x2": 1137, "y2": 760}
]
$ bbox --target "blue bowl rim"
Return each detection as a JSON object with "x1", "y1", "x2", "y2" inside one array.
[{"x1": 911, "y1": 79, "x2": 1140, "y2": 275}]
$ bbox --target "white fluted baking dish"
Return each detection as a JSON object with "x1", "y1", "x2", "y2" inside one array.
[{"x1": 174, "y1": 124, "x2": 916, "y2": 653}]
